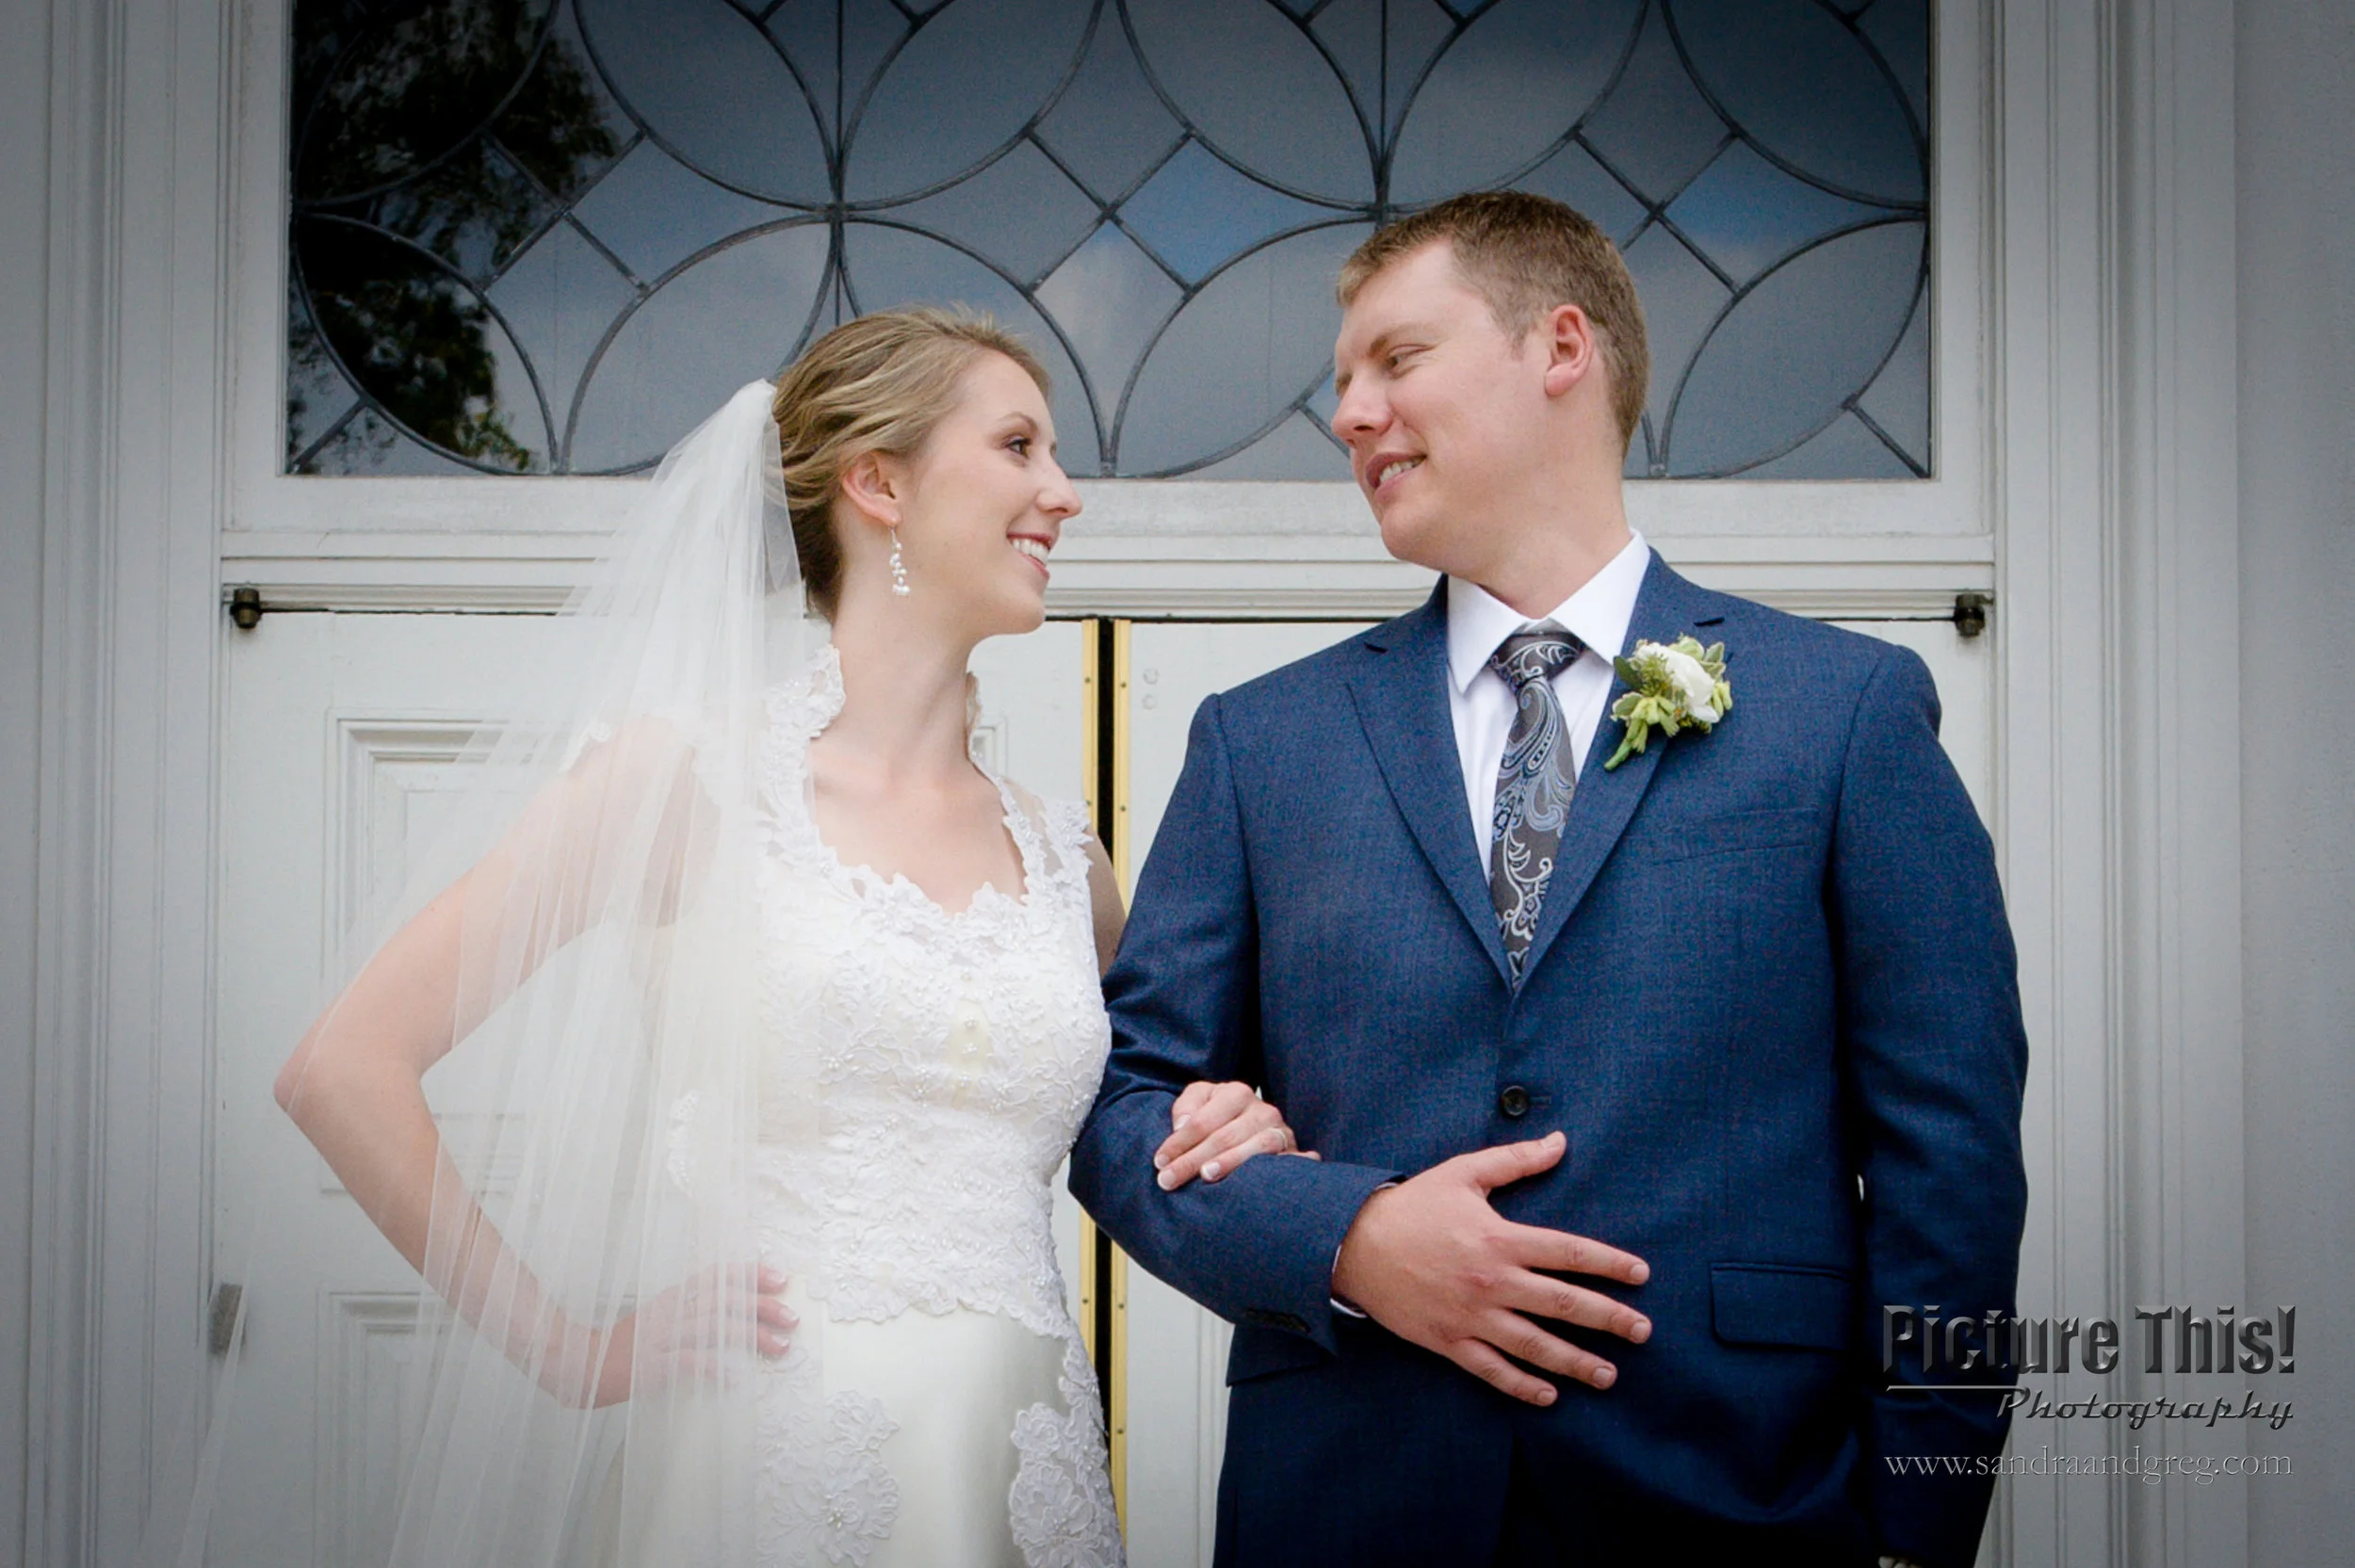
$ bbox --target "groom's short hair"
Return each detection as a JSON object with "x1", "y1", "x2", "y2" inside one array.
[{"x1": 1339, "y1": 191, "x2": 1649, "y2": 453}]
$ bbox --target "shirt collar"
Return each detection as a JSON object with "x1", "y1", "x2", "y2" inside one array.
[{"x1": 1445, "y1": 530, "x2": 1651, "y2": 695}]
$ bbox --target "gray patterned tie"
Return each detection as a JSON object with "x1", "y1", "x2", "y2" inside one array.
[{"x1": 1488, "y1": 623, "x2": 1585, "y2": 982}]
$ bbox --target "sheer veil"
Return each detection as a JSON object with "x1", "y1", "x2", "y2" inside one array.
[{"x1": 185, "y1": 380, "x2": 829, "y2": 1565}]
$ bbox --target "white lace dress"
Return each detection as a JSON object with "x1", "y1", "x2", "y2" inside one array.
[{"x1": 714, "y1": 648, "x2": 1125, "y2": 1568}]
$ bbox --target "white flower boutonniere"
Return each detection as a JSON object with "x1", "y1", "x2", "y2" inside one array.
[{"x1": 1603, "y1": 635, "x2": 1732, "y2": 769}]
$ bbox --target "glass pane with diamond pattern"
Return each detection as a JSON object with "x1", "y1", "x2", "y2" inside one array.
[{"x1": 285, "y1": 0, "x2": 1930, "y2": 479}]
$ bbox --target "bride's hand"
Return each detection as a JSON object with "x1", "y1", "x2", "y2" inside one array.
[
  {"x1": 1153, "y1": 1081, "x2": 1317, "y2": 1191},
  {"x1": 574, "y1": 1264, "x2": 796, "y2": 1408}
]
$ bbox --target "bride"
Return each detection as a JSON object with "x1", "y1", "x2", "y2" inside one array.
[{"x1": 270, "y1": 309, "x2": 1299, "y2": 1566}]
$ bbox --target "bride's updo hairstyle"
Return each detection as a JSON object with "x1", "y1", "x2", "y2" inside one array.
[{"x1": 771, "y1": 307, "x2": 1051, "y2": 619}]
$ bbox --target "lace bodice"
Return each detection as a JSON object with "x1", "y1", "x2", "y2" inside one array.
[
  {"x1": 749, "y1": 646, "x2": 1111, "y2": 1337},
  {"x1": 651, "y1": 649, "x2": 1122, "y2": 1568}
]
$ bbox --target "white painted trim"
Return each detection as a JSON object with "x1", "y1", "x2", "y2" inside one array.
[
  {"x1": 217, "y1": 527, "x2": 1999, "y2": 619},
  {"x1": 219, "y1": 468, "x2": 2009, "y2": 609},
  {"x1": 1987, "y1": 1, "x2": 2244, "y2": 1564},
  {"x1": 20, "y1": 0, "x2": 116, "y2": 1553},
  {"x1": 20, "y1": 0, "x2": 237, "y2": 1563},
  {"x1": 1988, "y1": 0, "x2": 2129, "y2": 1559},
  {"x1": 313, "y1": 1292, "x2": 419, "y2": 1568},
  {"x1": 2110, "y1": 0, "x2": 2245, "y2": 1560}
]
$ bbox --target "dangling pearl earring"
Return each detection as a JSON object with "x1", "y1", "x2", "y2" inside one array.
[{"x1": 888, "y1": 526, "x2": 911, "y2": 597}]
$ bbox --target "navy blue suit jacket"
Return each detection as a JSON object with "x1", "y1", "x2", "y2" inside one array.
[{"x1": 1069, "y1": 558, "x2": 2027, "y2": 1568}]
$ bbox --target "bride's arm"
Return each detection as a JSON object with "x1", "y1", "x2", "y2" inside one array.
[
  {"x1": 275, "y1": 725, "x2": 788, "y2": 1406},
  {"x1": 1084, "y1": 834, "x2": 1306, "y2": 1190},
  {"x1": 1083, "y1": 832, "x2": 1127, "y2": 979},
  {"x1": 275, "y1": 841, "x2": 601, "y2": 1400}
]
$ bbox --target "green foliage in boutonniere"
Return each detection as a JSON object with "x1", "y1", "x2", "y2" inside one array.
[{"x1": 1603, "y1": 635, "x2": 1732, "y2": 769}]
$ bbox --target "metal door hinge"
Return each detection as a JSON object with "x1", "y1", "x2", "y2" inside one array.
[
  {"x1": 227, "y1": 586, "x2": 264, "y2": 630},
  {"x1": 209, "y1": 1283, "x2": 244, "y2": 1356}
]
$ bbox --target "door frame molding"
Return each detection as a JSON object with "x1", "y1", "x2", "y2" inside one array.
[
  {"x1": 13, "y1": 0, "x2": 236, "y2": 1563},
  {"x1": 1991, "y1": 0, "x2": 2243, "y2": 1562}
]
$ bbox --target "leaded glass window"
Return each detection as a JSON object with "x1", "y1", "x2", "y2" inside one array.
[{"x1": 285, "y1": 0, "x2": 1929, "y2": 480}]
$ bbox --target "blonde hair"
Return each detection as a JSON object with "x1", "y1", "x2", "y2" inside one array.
[
  {"x1": 1338, "y1": 191, "x2": 1650, "y2": 452},
  {"x1": 771, "y1": 308, "x2": 1050, "y2": 618}
]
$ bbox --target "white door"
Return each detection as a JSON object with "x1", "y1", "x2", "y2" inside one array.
[
  {"x1": 1108, "y1": 610, "x2": 1992, "y2": 1568},
  {"x1": 1113, "y1": 622, "x2": 1379, "y2": 1566},
  {"x1": 206, "y1": 610, "x2": 1089, "y2": 1566}
]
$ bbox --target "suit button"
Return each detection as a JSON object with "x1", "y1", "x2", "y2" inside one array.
[{"x1": 1499, "y1": 1085, "x2": 1531, "y2": 1118}]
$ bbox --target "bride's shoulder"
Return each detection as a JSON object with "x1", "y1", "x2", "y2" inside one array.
[
  {"x1": 999, "y1": 777, "x2": 1120, "y2": 956},
  {"x1": 560, "y1": 710, "x2": 712, "y2": 800},
  {"x1": 994, "y1": 771, "x2": 1083, "y2": 822},
  {"x1": 997, "y1": 776, "x2": 1098, "y2": 873}
]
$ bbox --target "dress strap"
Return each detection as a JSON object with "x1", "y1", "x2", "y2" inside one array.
[{"x1": 995, "y1": 780, "x2": 1096, "y2": 910}]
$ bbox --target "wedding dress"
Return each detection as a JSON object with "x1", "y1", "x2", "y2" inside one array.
[{"x1": 620, "y1": 645, "x2": 1124, "y2": 1567}]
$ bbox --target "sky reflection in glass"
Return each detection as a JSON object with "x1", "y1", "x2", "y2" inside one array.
[{"x1": 286, "y1": 0, "x2": 1930, "y2": 479}]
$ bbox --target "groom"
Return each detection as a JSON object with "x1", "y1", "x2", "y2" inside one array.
[{"x1": 1069, "y1": 191, "x2": 2027, "y2": 1567}]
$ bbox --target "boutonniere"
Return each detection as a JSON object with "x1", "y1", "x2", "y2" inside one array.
[{"x1": 1603, "y1": 636, "x2": 1732, "y2": 769}]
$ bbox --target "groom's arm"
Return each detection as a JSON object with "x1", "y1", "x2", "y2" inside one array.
[
  {"x1": 1068, "y1": 693, "x2": 1400, "y2": 1354},
  {"x1": 1832, "y1": 645, "x2": 2030, "y2": 1568}
]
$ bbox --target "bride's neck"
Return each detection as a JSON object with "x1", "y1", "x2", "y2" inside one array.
[{"x1": 821, "y1": 601, "x2": 978, "y2": 784}]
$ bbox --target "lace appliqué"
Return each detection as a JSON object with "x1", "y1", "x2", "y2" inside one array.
[
  {"x1": 816, "y1": 1394, "x2": 901, "y2": 1567},
  {"x1": 751, "y1": 650, "x2": 1112, "y2": 1337},
  {"x1": 758, "y1": 1379, "x2": 903, "y2": 1568},
  {"x1": 1007, "y1": 1337, "x2": 1124, "y2": 1568}
]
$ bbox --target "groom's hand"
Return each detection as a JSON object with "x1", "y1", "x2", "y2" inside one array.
[{"x1": 1329, "y1": 1130, "x2": 1650, "y2": 1408}]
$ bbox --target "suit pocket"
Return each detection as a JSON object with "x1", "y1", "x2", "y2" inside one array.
[
  {"x1": 1646, "y1": 806, "x2": 1820, "y2": 864},
  {"x1": 1710, "y1": 1262, "x2": 1853, "y2": 1351}
]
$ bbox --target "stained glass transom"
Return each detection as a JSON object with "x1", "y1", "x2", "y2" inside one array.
[{"x1": 284, "y1": 0, "x2": 1931, "y2": 480}]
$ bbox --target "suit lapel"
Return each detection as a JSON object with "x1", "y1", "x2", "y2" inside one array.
[
  {"x1": 1345, "y1": 588, "x2": 1512, "y2": 985},
  {"x1": 1515, "y1": 553, "x2": 1706, "y2": 984}
]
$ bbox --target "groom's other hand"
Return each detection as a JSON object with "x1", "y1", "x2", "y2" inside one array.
[{"x1": 1329, "y1": 1130, "x2": 1649, "y2": 1407}]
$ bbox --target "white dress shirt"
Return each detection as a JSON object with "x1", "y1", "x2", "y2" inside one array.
[{"x1": 1446, "y1": 530, "x2": 1652, "y2": 863}]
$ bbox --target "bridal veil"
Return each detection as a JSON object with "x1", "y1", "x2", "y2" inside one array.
[{"x1": 185, "y1": 381, "x2": 831, "y2": 1565}]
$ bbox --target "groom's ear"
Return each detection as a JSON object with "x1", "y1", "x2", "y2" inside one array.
[{"x1": 1539, "y1": 303, "x2": 1602, "y2": 398}]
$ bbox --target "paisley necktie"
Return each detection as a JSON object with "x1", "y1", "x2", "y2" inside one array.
[{"x1": 1488, "y1": 624, "x2": 1585, "y2": 982}]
